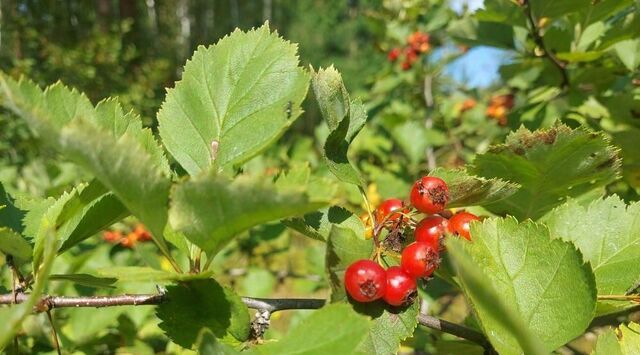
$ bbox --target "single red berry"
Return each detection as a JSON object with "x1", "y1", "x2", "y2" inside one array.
[
  {"x1": 447, "y1": 212, "x2": 480, "y2": 241},
  {"x1": 388, "y1": 48, "x2": 401, "y2": 62},
  {"x1": 414, "y1": 216, "x2": 448, "y2": 250},
  {"x1": 401, "y1": 61, "x2": 412, "y2": 70},
  {"x1": 375, "y1": 198, "x2": 408, "y2": 224},
  {"x1": 344, "y1": 259, "x2": 386, "y2": 302},
  {"x1": 410, "y1": 176, "x2": 449, "y2": 214},
  {"x1": 401, "y1": 242, "x2": 440, "y2": 279},
  {"x1": 383, "y1": 266, "x2": 417, "y2": 306}
]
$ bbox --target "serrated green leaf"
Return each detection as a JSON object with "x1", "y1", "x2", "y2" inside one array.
[
  {"x1": 429, "y1": 168, "x2": 519, "y2": 208},
  {"x1": 352, "y1": 301, "x2": 419, "y2": 355},
  {"x1": 0, "y1": 182, "x2": 24, "y2": 234},
  {"x1": 593, "y1": 322, "x2": 640, "y2": 355},
  {"x1": 0, "y1": 227, "x2": 32, "y2": 263},
  {"x1": 312, "y1": 66, "x2": 366, "y2": 186},
  {"x1": 446, "y1": 237, "x2": 545, "y2": 355},
  {"x1": 614, "y1": 39, "x2": 640, "y2": 71},
  {"x1": 197, "y1": 329, "x2": 240, "y2": 355},
  {"x1": 250, "y1": 303, "x2": 369, "y2": 355},
  {"x1": 543, "y1": 196, "x2": 640, "y2": 296},
  {"x1": 169, "y1": 172, "x2": 331, "y2": 257},
  {"x1": 447, "y1": 218, "x2": 596, "y2": 354},
  {"x1": 49, "y1": 273, "x2": 116, "y2": 289},
  {"x1": 156, "y1": 279, "x2": 250, "y2": 348},
  {"x1": 157, "y1": 23, "x2": 309, "y2": 175},
  {"x1": 284, "y1": 206, "x2": 365, "y2": 242},
  {"x1": 96, "y1": 267, "x2": 213, "y2": 283},
  {"x1": 325, "y1": 226, "x2": 372, "y2": 302},
  {"x1": 470, "y1": 125, "x2": 620, "y2": 220}
]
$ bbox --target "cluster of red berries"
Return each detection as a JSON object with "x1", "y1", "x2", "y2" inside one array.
[
  {"x1": 387, "y1": 31, "x2": 431, "y2": 70},
  {"x1": 345, "y1": 176, "x2": 480, "y2": 306},
  {"x1": 485, "y1": 94, "x2": 514, "y2": 125},
  {"x1": 103, "y1": 224, "x2": 152, "y2": 248}
]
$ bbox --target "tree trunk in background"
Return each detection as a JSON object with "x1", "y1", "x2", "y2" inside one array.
[
  {"x1": 119, "y1": 0, "x2": 136, "y2": 20},
  {"x1": 96, "y1": 0, "x2": 112, "y2": 32}
]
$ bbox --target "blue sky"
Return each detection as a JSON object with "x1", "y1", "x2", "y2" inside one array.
[{"x1": 445, "y1": 0, "x2": 508, "y2": 88}]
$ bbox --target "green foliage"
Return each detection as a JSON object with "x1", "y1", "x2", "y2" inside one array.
[
  {"x1": 593, "y1": 322, "x2": 640, "y2": 355},
  {"x1": 544, "y1": 196, "x2": 640, "y2": 296},
  {"x1": 0, "y1": 228, "x2": 31, "y2": 263},
  {"x1": 428, "y1": 168, "x2": 519, "y2": 208},
  {"x1": 249, "y1": 303, "x2": 369, "y2": 355},
  {"x1": 447, "y1": 218, "x2": 596, "y2": 354},
  {"x1": 471, "y1": 125, "x2": 620, "y2": 220},
  {"x1": 156, "y1": 279, "x2": 250, "y2": 348},
  {"x1": 157, "y1": 23, "x2": 309, "y2": 175},
  {"x1": 284, "y1": 206, "x2": 365, "y2": 242}
]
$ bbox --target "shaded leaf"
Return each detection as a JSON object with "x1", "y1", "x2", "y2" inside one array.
[
  {"x1": 0, "y1": 227, "x2": 32, "y2": 263},
  {"x1": 96, "y1": 267, "x2": 213, "y2": 283},
  {"x1": 429, "y1": 168, "x2": 519, "y2": 208},
  {"x1": 49, "y1": 273, "x2": 116, "y2": 289},
  {"x1": 325, "y1": 226, "x2": 372, "y2": 302},
  {"x1": 0, "y1": 182, "x2": 24, "y2": 234},
  {"x1": 593, "y1": 322, "x2": 640, "y2": 355},
  {"x1": 284, "y1": 206, "x2": 365, "y2": 242}
]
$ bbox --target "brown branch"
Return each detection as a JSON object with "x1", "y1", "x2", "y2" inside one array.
[
  {"x1": 0, "y1": 292, "x2": 491, "y2": 347},
  {"x1": 523, "y1": 0, "x2": 570, "y2": 89}
]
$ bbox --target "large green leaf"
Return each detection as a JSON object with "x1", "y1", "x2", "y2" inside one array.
[
  {"x1": 0, "y1": 182, "x2": 24, "y2": 234},
  {"x1": 447, "y1": 218, "x2": 596, "y2": 354},
  {"x1": 157, "y1": 23, "x2": 309, "y2": 175},
  {"x1": 0, "y1": 74, "x2": 173, "y2": 255},
  {"x1": 250, "y1": 303, "x2": 369, "y2": 355},
  {"x1": 156, "y1": 279, "x2": 250, "y2": 348},
  {"x1": 312, "y1": 66, "x2": 366, "y2": 186},
  {"x1": 169, "y1": 172, "x2": 331, "y2": 257},
  {"x1": 283, "y1": 206, "x2": 365, "y2": 242},
  {"x1": 593, "y1": 322, "x2": 640, "y2": 355},
  {"x1": 470, "y1": 125, "x2": 620, "y2": 220},
  {"x1": 543, "y1": 196, "x2": 640, "y2": 295},
  {"x1": 325, "y1": 226, "x2": 372, "y2": 302},
  {"x1": 429, "y1": 168, "x2": 519, "y2": 208},
  {"x1": 446, "y1": 238, "x2": 545, "y2": 355},
  {"x1": 0, "y1": 227, "x2": 32, "y2": 263}
]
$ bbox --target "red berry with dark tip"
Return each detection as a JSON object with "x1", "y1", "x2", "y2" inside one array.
[
  {"x1": 448, "y1": 212, "x2": 480, "y2": 241},
  {"x1": 375, "y1": 198, "x2": 408, "y2": 224},
  {"x1": 410, "y1": 176, "x2": 449, "y2": 214},
  {"x1": 401, "y1": 242, "x2": 440, "y2": 279},
  {"x1": 344, "y1": 260, "x2": 386, "y2": 302},
  {"x1": 414, "y1": 216, "x2": 448, "y2": 250},
  {"x1": 383, "y1": 266, "x2": 417, "y2": 306}
]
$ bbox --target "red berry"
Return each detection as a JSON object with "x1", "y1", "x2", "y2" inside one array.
[
  {"x1": 414, "y1": 216, "x2": 448, "y2": 250},
  {"x1": 447, "y1": 212, "x2": 480, "y2": 241},
  {"x1": 388, "y1": 48, "x2": 401, "y2": 62},
  {"x1": 401, "y1": 242, "x2": 440, "y2": 279},
  {"x1": 383, "y1": 266, "x2": 417, "y2": 306},
  {"x1": 344, "y1": 260, "x2": 386, "y2": 302},
  {"x1": 375, "y1": 198, "x2": 408, "y2": 224},
  {"x1": 410, "y1": 176, "x2": 449, "y2": 214},
  {"x1": 401, "y1": 61, "x2": 412, "y2": 70}
]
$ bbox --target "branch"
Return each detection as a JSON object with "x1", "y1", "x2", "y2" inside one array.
[
  {"x1": 0, "y1": 292, "x2": 490, "y2": 347},
  {"x1": 522, "y1": 0, "x2": 570, "y2": 89}
]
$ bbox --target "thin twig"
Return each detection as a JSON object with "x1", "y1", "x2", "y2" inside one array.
[
  {"x1": 0, "y1": 292, "x2": 491, "y2": 347},
  {"x1": 45, "y1": 310, "x2": 62, "y2": 355},
  {"x1": 522, "y1": 0, "x2": 570, "y2": 88}
]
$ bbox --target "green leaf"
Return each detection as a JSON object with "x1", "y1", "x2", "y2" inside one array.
[
  {"x1": 614, "y1": 39, "x2": 640, "y2": 71},
  {"x1": 157, "y1": 23, "x2": 309, "y2": 175},
  {"x1": 470, "y1": 125, "x2": 620, "y2": 220},
  {"x1": 448, "y1": 18, "x2": 515, "y2": 49},
  {"x1": 197, "y1": 329, "x2": 240, "y2": 355},
  {"x1": 593, "y1": 322, "x2": 640, "y2": 355},
  {"x1": 56, "y1": 180, "x2": 129, "y2": 253},
  {"x1": 352, "y1": 301, "x2": 419, "y2": 355},
  {"x1": 283, "y1": 206, "x2": 365, "y2": 242},
  {"x1": 325, "y1": 226, "x2": 372, "y2": 302},
  {"x1": 428, "y1": 168, "x2": 520, "y2": 208},
  {"x1": 49, "y1": 273, "x2": 116, "y2": 289},
  {"x1": 96, "y1": 267, "x2": 213, "y2": 283},
  {"x1": 0, "y1": 182, "x2": 24, "y2": 234},
  {"x1": 0, "y1": 227, "x2": 32, "y2": 263},
  {"x1": 250, "y1": 303, "x2": 369, "y2": 355},
  {"x1": 543, "y1": 196, "x2": 640, "y2": 296},
  {"x1": 169, "y1": 172, "x2": 331, "y2": 257},
  {"x1": 447, "y1": 218, "x2": 596, "y2": 354},
  {"x1": 446, "y1": 237, "x2": 546, "y2": 355},
  {"x1": 530, "y1": 0, "x2": 589, "y2": 18},
  {"x1": 0, "y1": 75, "x2": 173, "y2": 255},
  {"x1": 156, "y1": 279, "x2": 250, "y2": 348},
  {"x1": 312, "y1": 66, "x2": 366, "y2": 186}
]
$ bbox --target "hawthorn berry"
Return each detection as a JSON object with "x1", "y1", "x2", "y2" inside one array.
[
  {"x1": 344, "y1": 259, "x2": 386, "y2": 302},
  {"x1": 414, "y1": 216, "x2": 448, "y2": 250},
  {"x1": 401, "y1": 242, "x2": 440, "y2": 279},
  {"x1": 375, "y1": 198, "x2": 408, "y2": 224},
  {"x1": 383, "y1": 266, "x2": 417, "y2": 306},
  {"x1": 410, "y1": 176, "x2": 449, "y2": 214},
  {"x1": 447, "y1": 211, "x2": 480, "y2": 241},
  {"x1": 387, "y1": 48, "x2": 401, "y2": 62}
]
